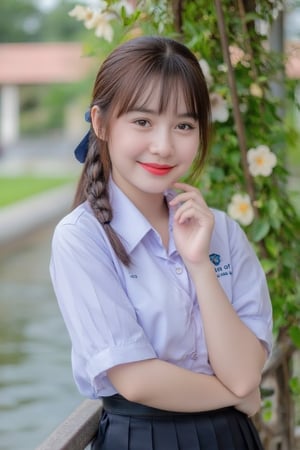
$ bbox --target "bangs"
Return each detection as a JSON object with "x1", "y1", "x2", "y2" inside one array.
[{"x1": 114, "y1": 59, "x2": 201, "y2": 119}]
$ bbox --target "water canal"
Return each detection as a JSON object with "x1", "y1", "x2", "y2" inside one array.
[{"x1": 0, "y1": 223, "x2": 82, "y2": 450}]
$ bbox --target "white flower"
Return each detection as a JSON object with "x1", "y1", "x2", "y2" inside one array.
[
  {"x1": 229, "y1": 45, "x2": 250, "y2": 68},
  {"x1": 229, "y1": 45, "x2": 244, "y2": 66},
  {"x1": 69, "y1": 2, "x2": 109, "y2": 25},
  {"x1": 247, "y1": 145, "x2": 277, "y2": 177},
  {"x1": 113, "y1": 0, "x2": 134, "y2": 16},
  {"x1": 69, "y1": 3, "x2": 114, "y2": 42},
  {"x1": 250, "y1": 83, "x2": 263, "y2": 98},
  {"x1": 94, "y1": 14, "x2": 114, "y2": 42},
  {"x1": 228, "y1": 194, "x2": 254, "y2": 226},
  {"x1": 271, "y1": 2, "x2": 283, "y2": 20},
  {"x1": 239, "y1": 103, "x2": 248, "y2": 113},
  {"x1": 69, "y1": 5, "x2": 92, "y2": 21},
  {"x1": 256, "y1": 20, "x2": 268, "y2": 36},
  {"x1": 210, "y1": 93, "x2": 229, "y2": 123},
  {"x1": 218, "y1": 63, "x2": 227, "y2": 73},
  {"x1": 84, "y1": 10, "x2": 103, "y2": 29},
  {"x1": 199, "y1": 59, "x2": 213, "y2": 86},
  {"x1": 98, "y1": 0, "x2": 108, "y2": 13}
]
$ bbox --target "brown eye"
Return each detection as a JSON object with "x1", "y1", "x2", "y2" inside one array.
[
  {"x1": 177, "y1": 123, "x2": 193, "y2": 130},
  {"x1": 135, "y1": 119, "x2": 150, "y2": 127}
]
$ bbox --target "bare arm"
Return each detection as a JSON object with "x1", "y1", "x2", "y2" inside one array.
[
  {"x1": 108, "y1": 358, "x2": 261, "y2": 416},
  {"x1": 169, "y1": 183, "x2": 267, "y2": 397},
  {"x1": 189, "y1": 260, "x2": 267, "y2": 397}
]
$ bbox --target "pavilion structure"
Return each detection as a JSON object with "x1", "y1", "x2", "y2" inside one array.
[{"x1": 0, "y1": 42, "x2": 93, "y2": 146}]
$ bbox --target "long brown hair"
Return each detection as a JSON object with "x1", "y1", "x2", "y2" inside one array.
[{"x1": 73, "y1": 36, "x2": 211, "y2": 266}]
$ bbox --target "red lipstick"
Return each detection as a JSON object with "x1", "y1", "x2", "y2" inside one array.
[{"x1": 138, "y1": 162, "x2": 174, "y2": 176}]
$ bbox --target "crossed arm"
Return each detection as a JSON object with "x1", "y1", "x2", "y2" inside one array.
[
  {"x1": 108, "y1": 184, "x2": 267, "y2": 417},
  {"x1": 108, "y1": 263, "x2": 266, "y2": 418}
]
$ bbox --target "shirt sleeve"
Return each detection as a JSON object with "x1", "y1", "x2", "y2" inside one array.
[
  {"x1": 228, "y1": 216, "x2": 273, "y2": 355},
  {"x1": 49, "y1": 211, "x2": 156, "y2": 398}
]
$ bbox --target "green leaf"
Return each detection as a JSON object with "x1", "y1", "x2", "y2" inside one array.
[
  {"x1": 281, "y1": 251, "x2": 295, "y2": 269},
  {"x1": 262, "y1": 399, "x2": 273, "y2": 422},
  {"x1": 260, "y1": 258, "x2": 276, "y2": 274},
  {"x1": 289, "y1": 377, "x2": 300, "y2": 396},
  {"x1": 267, "y1": 199, "x2": 279, "y2": 216},
  {"x1": 289, "y1": 326, "x2": 300, "y2": 348},
  {"x1": 244, "y1": 12, "x2": 259, "y2": 23},
  {"x1": 265, "y1": 236, "x2": 280, "y2": 258},
  {"x1": 210, "y1": 167, "x2": 225, "y2": 182},
  {"x1": 251, "y1": 219, "x2": 270, "y2": 242}
]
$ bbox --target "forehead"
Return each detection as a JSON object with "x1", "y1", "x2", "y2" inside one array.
[
  {"x1": 115, "y1": 74, "x2": 197, "y2": 118},
  {"x1": 136, "y1": 80, "x2": 188, "y2": 112}
]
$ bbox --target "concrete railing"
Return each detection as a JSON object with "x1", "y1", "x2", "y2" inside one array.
[{"x1": 36, "y1": 399, "x2": 102, "y2": 450}]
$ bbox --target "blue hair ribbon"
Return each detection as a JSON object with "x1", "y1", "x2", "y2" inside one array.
[{"x1": 74, "y1": 110, "x2": 91, "y2": 163}]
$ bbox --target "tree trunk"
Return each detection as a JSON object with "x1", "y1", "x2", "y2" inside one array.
[{"x1": 255, "y1": 335, "x2": 296, "y2": 449}]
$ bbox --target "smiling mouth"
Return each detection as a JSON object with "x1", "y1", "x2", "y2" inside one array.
[{"x1": 138, "y1": 162, "x2": 174, "y2": 176}]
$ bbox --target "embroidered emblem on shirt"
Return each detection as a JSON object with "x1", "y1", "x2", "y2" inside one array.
[
  {"x1": 209, "y1": 253, "x2": 232, "y2": 278},
  {"x1": 209, "y1": 253, "x2": 221, "y2": 266},
  {"x1": 130, "y1": 274, "x2": 138, "y2": 278}
]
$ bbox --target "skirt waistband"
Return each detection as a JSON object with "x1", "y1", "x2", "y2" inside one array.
[{"x1": 102, "y1": 394, "x2": 232, "y2": 418}]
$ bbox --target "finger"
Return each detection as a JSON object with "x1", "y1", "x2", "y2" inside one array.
[
  {"x1": 173, "y1": 198, "x2": 200, "y2": 214},
  {"x1": 172, "y1": 182, "x2": 199, "y2": 192},
  {"x1": 174, "y1": 201, "x2": 214, "y2": 226},
  {"x1": 174, "y1": 201, "x2": 207, "y2": 222},
  {"x1": 174, "y1": 207, "x2": 198, "y2": 224},
  {"x1": 174, "y1": 208, "x2": 212, "y2": 225},
  {"x1": 169, "y1": 191, "x2": 206, "y2": 209}
]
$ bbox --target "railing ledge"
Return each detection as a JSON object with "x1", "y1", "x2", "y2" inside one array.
[{"x1": 35, "y1": 399, "x2": 103, "y2": 450}]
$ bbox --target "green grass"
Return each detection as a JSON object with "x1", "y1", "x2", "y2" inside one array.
[{"x1": 0, "y1": 175, "x2": 76, "y2": 208}]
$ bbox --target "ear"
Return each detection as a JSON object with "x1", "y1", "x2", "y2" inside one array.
[{"x1": 91, "y1": 105, "x2": 106, "y2": 140}]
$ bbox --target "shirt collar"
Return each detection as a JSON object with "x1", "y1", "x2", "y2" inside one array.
[{"x1": 108, "y1": 178, "x2": 175, "y2": 254}]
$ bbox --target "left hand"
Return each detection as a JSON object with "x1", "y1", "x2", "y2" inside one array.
[
  {"x1": 235, "y1": 387, "x2": 262, "y2": 417},
  {"x1": 168, "y1": 182, "x2": 214, "y2": 266}
]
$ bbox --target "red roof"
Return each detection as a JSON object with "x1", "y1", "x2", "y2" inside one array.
[{"x1": 0, "y1": 42, "x2": 94, "y2": 84}]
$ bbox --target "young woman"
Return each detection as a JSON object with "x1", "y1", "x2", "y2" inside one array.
[{"x1": 50, "y1": 36, "x2": 272, "y2": 449}]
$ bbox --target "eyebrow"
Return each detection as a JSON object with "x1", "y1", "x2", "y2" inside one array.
[{"x1": 128, "y1": 107, "x2": 197, "y2": 119}]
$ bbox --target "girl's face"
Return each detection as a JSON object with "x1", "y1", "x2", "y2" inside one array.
[{"x1": 95, "y1": 83, "x2": 199, "y2": 202}]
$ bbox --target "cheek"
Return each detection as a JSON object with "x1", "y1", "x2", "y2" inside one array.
[
  {"x1": 181, "y1": 138, "x2": 199, "y2": 165},
  {"x1": 108, "y1": 133, "x2": 142, "y2": 165}
]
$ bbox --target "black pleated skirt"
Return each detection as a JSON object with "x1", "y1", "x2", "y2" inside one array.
[{"x1": 91, "y1": 395, "x2": 264, "y2": 450}]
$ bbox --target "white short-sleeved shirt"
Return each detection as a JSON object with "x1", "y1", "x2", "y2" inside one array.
[{"x1": 50, "y1": 179, "x2": 273, "y2": 399}]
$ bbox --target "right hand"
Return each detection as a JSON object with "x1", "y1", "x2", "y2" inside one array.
[{"x1": 235, "y1": 387, "x2": 261, "y2": 417}]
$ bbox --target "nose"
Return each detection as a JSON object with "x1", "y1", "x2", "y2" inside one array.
[{"x1": 149, "y1": 128, "x2": 174, "y2": 158}]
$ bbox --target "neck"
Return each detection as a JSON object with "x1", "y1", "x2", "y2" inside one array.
[
  {"x1": 111, "y1": 174, "x2": 169, "y2": 223},
  {"x1": 131, "y1": 191, "x2": 169, "y2": 224}
]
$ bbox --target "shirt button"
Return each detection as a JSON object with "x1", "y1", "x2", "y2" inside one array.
[
  {"x1": 191, "y1": 352, "x2": 198, "y2": 360},
  {"x1": 175, "y1": 267, "x2": 183, "y2": 274}
]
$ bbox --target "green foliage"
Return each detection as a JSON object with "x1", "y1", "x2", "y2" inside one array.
[
  {"x1": 20, "y1": 82, "x2": 85, "y2": 134},
  {"x1": 0, "y1": 0, "x2": 42, "y2": 42},
  {"x1": 180, "y1": 0, "x2": 300, "y2": 339},
  {"x1": 38, "y1": 0, "x2": 86, "y2": 42},
  {"x1": 262, "y1": 398, "x2": 273, "y2": 422},
  {"x1": 0, "y1": 0, "x2": 84, "y2": 43},
  {"x1": 290, "y1": 376, "x2": 300, "y2": 396}
]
